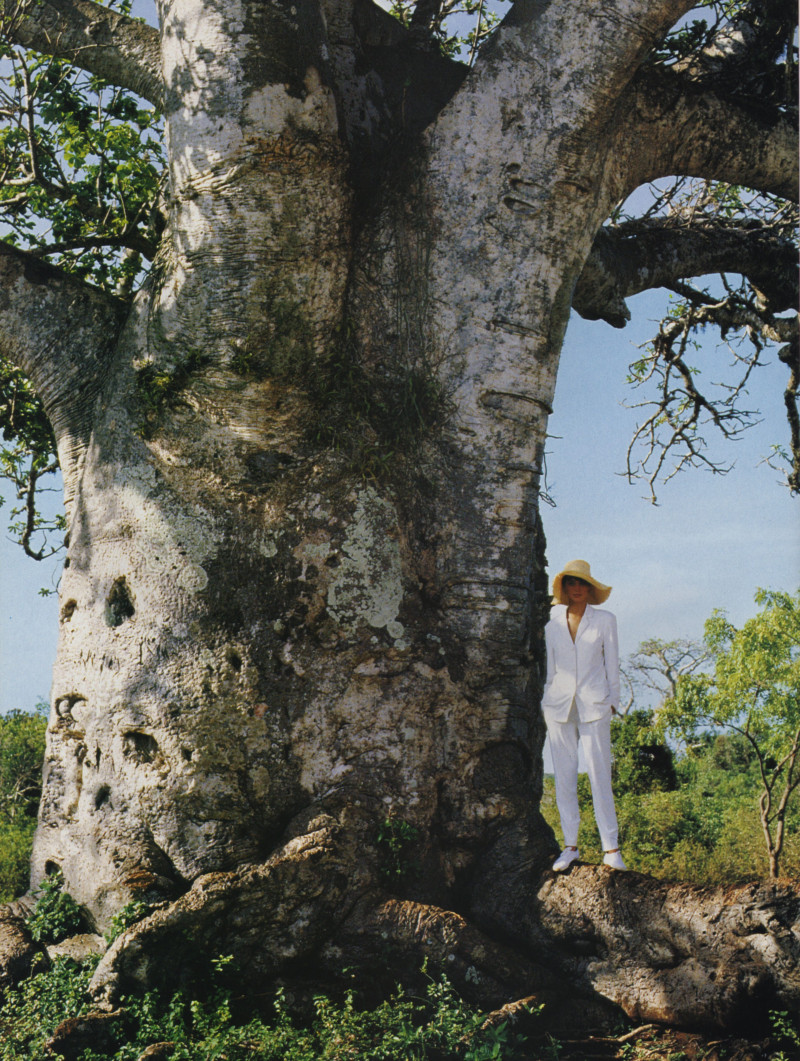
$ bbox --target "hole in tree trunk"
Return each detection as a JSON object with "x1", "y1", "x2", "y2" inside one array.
[
  {"x1": 105, "y1": 577, "x2": 135, "y2": 627},
  {"x1": 123, "y1": 731, "x2": 159, "y2": 764}
]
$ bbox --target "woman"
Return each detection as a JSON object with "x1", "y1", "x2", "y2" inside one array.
[{"x1": 541, "y1": 559, "x2": 627, "y2": 872}]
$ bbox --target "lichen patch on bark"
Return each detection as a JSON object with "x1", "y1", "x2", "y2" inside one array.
[{"x1": 326, "y1": 488, "x2": 404, "y2": 636}]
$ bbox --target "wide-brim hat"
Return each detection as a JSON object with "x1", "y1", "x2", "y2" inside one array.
[{"x1": 551, "y1": 559, "x2": 612, "y2": 606}]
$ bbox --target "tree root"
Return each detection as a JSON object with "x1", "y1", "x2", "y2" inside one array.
[
  {"x1": 524, "y1": 864, "x2": 800, "y2": 1032},
  {"x1": 86, "y1": 813, "x2": 800, "y2": 1037}
]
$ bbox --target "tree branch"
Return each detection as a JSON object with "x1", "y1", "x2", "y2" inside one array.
[
  {"x1": 1, "y1": 0, "x2": 162, "y2": 108},
  {"x1": 0, "y1": 243, "x2": 126, "y2": 501},
  {"x1": 470, "y1": 0, "x2": 697, "y2": 127},
  {"x1": 574, "y1": 218, "x2": 798, "y2": 327},
  {"x1": 675, "y1": 0, "x2": 794, "y2": 76},
  {"x1": 614, "y1": 66, "x2": 797, "y2": 201}
]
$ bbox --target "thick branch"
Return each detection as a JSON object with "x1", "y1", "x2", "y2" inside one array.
[
  {"x1": 1, "y1": 0, "x2": 162, "y2": 108},
  {"x1": 574, "y1": 219, "x2": 798, "y2": 327},
  {"x1": 614, "y1": 66, "x2": 797, "y2": 201},
  {"x1": 470, "y1": 0, "x2": 697, "y2": 128},
  {"x1": 0, "y1": 243, "x2": 126, "y2": 499}
]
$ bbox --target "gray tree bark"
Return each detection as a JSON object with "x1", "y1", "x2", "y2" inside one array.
[{"x1": 0, "y1": 0, "x2": 797, "y2": 1034}]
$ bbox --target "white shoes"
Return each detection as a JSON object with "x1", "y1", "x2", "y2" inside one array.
[
  {"x1": 603, "y1": 849, "x2": 627, "y2": 871},
  {"x1": 551, "y1": 848, "x2": 628, "y2": 872},
  {"x1": 552, "y1": 847, "x2": 580, "y2": 872}
]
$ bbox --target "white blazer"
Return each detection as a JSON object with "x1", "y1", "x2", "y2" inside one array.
[{"x1": 541, "y1": 604, "x2": 620, "y2": 723}]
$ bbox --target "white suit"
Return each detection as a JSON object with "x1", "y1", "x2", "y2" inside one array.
[
  {"x1": 541, "y1": 605, "x2": 620, "y2": 722},
  {"x1": 542, "y1": 604, "x2": 620, "y2": 850}
]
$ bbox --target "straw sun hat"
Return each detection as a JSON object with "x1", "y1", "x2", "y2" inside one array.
[{"x1": 551, "y1": 559, "x2": 612, "y2": 606}]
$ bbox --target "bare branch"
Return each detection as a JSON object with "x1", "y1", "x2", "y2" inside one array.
[
  {"x1": 574, "y1": 217, "x2": 798, "y2": 327},
  {"x1": 1, "y1": 0, "x2": 162, "y2": 108}
]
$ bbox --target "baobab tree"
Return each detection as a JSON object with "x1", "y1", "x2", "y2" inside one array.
[{"x1": 0, "y1": 0, "x2": 798, "y2": 1034}]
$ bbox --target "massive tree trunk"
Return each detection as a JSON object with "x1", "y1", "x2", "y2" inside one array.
[{"x1": 1, "y1": 0, "x2": 797, "y2": 1034}]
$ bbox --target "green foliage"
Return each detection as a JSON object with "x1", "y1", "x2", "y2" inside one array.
[
  {"x1": 0, "y1": 15, "x2": 164, "y2": 294},
  {"x1": 0, "y1": 0, "x2": 164, "y2": 549},
  {"x1": 386, "y1": 0, "x2": 506, "y2": 63},
  {"x1": 0, "y1": 956, "x2": 98, "y2": 1059},
  {"x1": 770, "y1": 1010, "x2": 800, "y2": 1061},
  {"x1": 105, "y1": 899, "x2": 151, "y2": 945},
  {"x1": 26, "y1": 869, "x2": 85, "y2": 943},
  {"x1": 658, "y1": 588, "x2": 800, "y2": 875},
  {"x1": 0, "y1": 822, "x2": 37, "y2": 901},
  {"x1": 0, "y1": 702, "x2": 47, "y2": 901},
  {"x1": 0, "y1": 951, "x2": 534, "y2": 1061},
  {"x1": 0, "y1": 702, "x2": 47, "y2": 823},
  {"x1": 611, "y1": 710, "x2": 677, "y2": 796},
  {"x1": 376, "y1": 815, "x2": 422, "y2": 888},
  {"x1": 0, "y1": 360, "x2": 56, "y2": 457}
]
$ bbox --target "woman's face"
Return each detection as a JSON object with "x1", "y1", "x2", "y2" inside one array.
[{"x1": 563, "y1": 576, "x2": 591, "y2": 606}]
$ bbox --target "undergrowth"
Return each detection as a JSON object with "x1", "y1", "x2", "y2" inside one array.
[{"x1": 0, "y1": 952, "x2": 534, "y2": 1060}]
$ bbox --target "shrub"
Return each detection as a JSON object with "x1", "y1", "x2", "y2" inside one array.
[
  {"x1": 26, "y1": 870, "x2": 85, "y2": 943},
  {"x1": 0, "y1": 952, "x2": 535, "y2": 1060},
  {"x1": 0, "y1": 704, "x2": 48, "y2": 824},
  {"x1": 0, "y1": 703, "x2": 47, "y2": 901}
]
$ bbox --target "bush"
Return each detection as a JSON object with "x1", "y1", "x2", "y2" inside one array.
[
  {"x1": 0, "y1": 951, "x2": 535, "y2": 1061},
  {"x1": 0, "y1": 821, "x2": 37, "y2": 901},
  {"x1": 26, "y1": 870, "x2": 85, "y2": 943}
]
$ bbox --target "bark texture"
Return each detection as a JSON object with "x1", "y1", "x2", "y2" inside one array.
[{"x1": 0, "y1": 0, "x2": 797, "y2": 1035}]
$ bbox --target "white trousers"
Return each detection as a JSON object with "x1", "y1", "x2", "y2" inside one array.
[{"x1": 546, "y1": 701, "x2": 619, "y2": 850}]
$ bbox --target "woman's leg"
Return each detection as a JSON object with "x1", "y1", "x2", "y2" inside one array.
[
  {"x1": 578, "y1": 714, "x2": 619, "y2": 851},
  {"x1": 547, "y1": 704, "x2": 581, "y2": 848}
]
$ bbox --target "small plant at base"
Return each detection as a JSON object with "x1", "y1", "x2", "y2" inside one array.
[
  {"x1": 770, "y1": 1009, "x2": 800, "y2": 1061},
  {"x1": 26, "y1": 869, "x2": 84, "y2": 943},
  {"x1": 105, "y1": 898, "x2": 151, "y2": 945},
  {"x1": 376, "y1": 815, "x2": 422, "y2": 887},
  {"x1": 0, "y1": 955, "x2": 99, "y2": 1058}
]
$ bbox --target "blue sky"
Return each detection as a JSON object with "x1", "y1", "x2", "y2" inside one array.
[
  {"x1": 2, "y1": 290, "x2": 797, "y2": 715},
  {"x1": 544, "y1": 294, "x2": 798, "y2": 666}
]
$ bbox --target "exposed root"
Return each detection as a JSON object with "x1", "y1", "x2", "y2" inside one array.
[{"x1": 85, "y1": 810, "x2": 800, "y2": 1037}]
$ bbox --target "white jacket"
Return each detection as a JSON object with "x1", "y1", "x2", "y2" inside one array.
[{"x1": 541, "y1": 604, "x2": 620, "y2": 722}]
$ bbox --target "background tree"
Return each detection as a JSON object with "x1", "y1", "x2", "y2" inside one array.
[
  {"x1": 659, "y1": 588, "x2": 800, "y2": 878},
  {"x1": 621, "y1": 637, "x2": 709, "y2": 715},
  {"x1": 0, "y1": 702, "x2": 47, "y2": 900},
  {"x1": 0, "y1": 0, "x2": 797, "y2": 1036}
]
